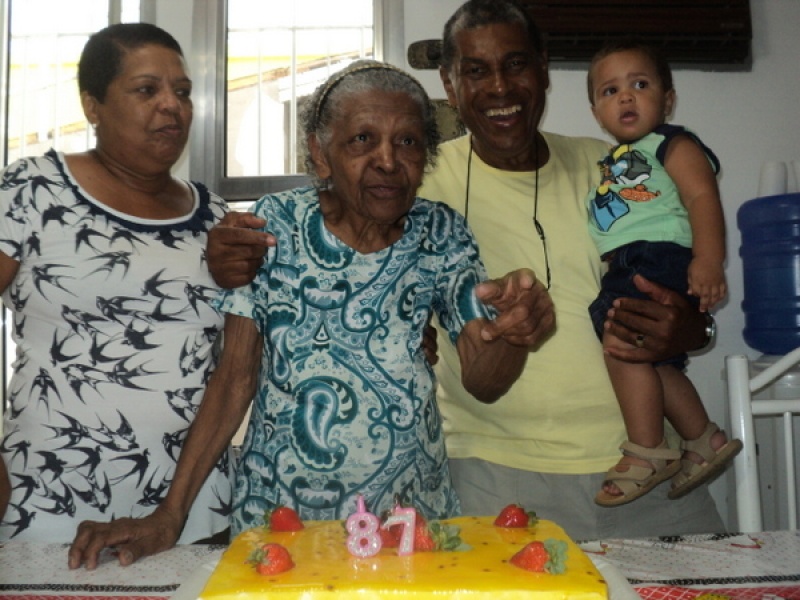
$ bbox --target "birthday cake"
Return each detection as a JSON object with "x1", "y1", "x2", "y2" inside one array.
[{"x1": 198, "y1": 509, "x2": 608, "y2": 600}]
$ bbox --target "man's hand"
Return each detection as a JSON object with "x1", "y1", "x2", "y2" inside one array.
[
  {"x1": 604, "y1": 274, "x2": 705, "y2": 363},
  {"x1": 474, "y1": 268, "x2": 555, "y2": 348},
  {"x1": 207, "y1": 212, "x2": 275, "y2": 289},
  {"x1": 67, "y1": 507, "x2": 184, "y2": 570}
]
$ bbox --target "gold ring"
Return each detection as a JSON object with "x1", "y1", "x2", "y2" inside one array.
[{"x1": 635, "y1": 334, "x2": 645, "y2": 349}]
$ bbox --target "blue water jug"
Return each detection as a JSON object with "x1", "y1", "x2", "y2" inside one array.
[{"x1": 738, "y1": 192, "x2": 800, "y2": 354}]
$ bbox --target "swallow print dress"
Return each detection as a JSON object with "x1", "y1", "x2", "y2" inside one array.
[
  {"x1": 220, "y1": 188, "x2": 494, "y2": 532},
  {"x1": 0, "y1": 150, "x2": 231, "y2": 542}
]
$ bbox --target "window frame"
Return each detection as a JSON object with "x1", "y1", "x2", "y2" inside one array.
[
  {"x1": 0, "y1": 0, "x2": 149, "y2": 425},
  {"x1": 188, "y1": 0, "x2": 404, "y2": 203}
]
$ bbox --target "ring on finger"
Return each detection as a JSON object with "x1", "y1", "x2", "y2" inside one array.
[{"x1": 635, "y1": 333, "x2": 645, "y2": 349}]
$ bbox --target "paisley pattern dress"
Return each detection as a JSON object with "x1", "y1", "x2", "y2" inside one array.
[
  {"x1": 0, "y1": 150, "x2": 231, "y2": 543},
  {"x1": 220, "y1": 187, "x2": 492, "y2": 531}
]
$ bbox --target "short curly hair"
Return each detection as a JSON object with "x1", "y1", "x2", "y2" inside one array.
[
  {"x1": 78, "y1": 22, "x2": 184, "y2": 103},
  {"x1": 587, "y1": 39, "x2": 673, "y2": 105},
  {"x1": 440, "y1": 0, "x2": 545, "y2": 72}
]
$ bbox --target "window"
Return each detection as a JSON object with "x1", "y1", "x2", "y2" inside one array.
[
  {"x1": 189, "y1": 0, "x2": 403, "y2": 202},
  {"x1": 0, "y1": 0, "x2": 141, "y2": 421},
  {"x1": 1, "y1": 0, "x2": 141, "y2": 165}
]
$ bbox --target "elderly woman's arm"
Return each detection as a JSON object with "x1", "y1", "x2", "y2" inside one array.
[
  {"x1": 456, "y1": 268, "x2": 554, "y2": 403},
  {"x1": 68, "y1": 314, "x2": 263, "y2": 570}
]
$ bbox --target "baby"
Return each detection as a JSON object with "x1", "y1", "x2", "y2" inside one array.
[{"x1": 585, "y1": 40, "x2": 741, "y2": 506}]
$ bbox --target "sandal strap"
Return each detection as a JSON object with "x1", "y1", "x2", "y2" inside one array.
[
  {"x1": 603, "y1": 463, "x2": 656, "y2": 483},
  {"x1": 679, "y1": 422, "x2": 720, "y2": 463},
  {"x1": 619, "y1": 440, "x2": 681, "y2": 463},
  {"x1": 604, "y1": 464, "x2": 657, "y2": 496}
]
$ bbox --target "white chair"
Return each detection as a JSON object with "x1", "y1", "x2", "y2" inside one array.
[{"x1": 727, "y1": 349, "x2": 800, "y2": 532}]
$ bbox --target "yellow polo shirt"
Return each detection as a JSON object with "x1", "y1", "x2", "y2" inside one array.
[{"x1": 419, "y1": 132, "x2": 625, "y2": 474}]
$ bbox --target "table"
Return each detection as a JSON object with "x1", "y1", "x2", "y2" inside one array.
[
  {"x1": 579, "y1": 530, "x2": 800, "y2": 600},
  {"x1": 2, "y1": 531, "x2": 799, "y2": 600},
  {"x1": 0, "y1": 542, "x2": 222, "y2": 600}
]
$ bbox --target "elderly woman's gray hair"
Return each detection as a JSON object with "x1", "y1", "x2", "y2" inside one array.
[
  {"x1": 301, "y1": 60, "x2": 440, "y2": 186},
  {"x1": 440, "y1": 0, "x2": 545, "y2": 72}
]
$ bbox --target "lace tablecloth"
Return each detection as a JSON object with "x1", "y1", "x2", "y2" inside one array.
[
  {"x1": 580, "y1": 530, "x2": 800, "y2": 600},
  {"x1": 0, "y1": 542, "x2": 223, "y2": 600}
]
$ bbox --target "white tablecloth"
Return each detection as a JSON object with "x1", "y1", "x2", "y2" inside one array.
[
  {"x1": 0, "y1": 542, "x2": 223, "y2": 599},
  {"x1": 580, "y1": 530, "x2": 800, "y2": 600}
]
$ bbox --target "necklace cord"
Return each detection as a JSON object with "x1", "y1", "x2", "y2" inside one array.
[
  {"x1": 531, "y1": 135, "x2": 551, "y2": 290},
  {"x1": 464, "y1": 135, "x2": 552, "y2": 290}
]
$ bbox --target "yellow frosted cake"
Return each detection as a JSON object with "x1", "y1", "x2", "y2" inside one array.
[{"x1": 199, "y1": 516, "x2": 607, "y2": 600}]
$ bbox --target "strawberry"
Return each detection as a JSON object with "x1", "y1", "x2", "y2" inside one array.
[
  {"x1": 510, "y1": 539, "x2": 568, "y2": 574},
  {"x1": 379, "y1": 524, "x2": 401, "y2": 548},
  {"x1": 510, "y1": 540, "x2": 549, "y2": 571},
  {"x1": 380, "y1": 527, "x2": 399, "y2": 548},
  {"x1": 413, "y1": 520, "x2": 437, "y2": 552},
  {"x1": 247, "y1": 543, "x2": 294, "y2": 575},
  {"x1": 412, "y1": 516, "x2": 466, "y2": 552},
  {"x1": 494, "y1": 503, "x2": 539, "y2": 528},
  {"x1": 378, "y1": 509, "x2": 403, "y2": 548},
  {"x1": 264, "y1": 506, "x2": 304, "y2": 532}
]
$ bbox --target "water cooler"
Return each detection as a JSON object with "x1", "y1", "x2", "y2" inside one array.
[
  {"x1": 735, "y1": 162, "x2": 800, "y2": 530},
  {"x1": 738, "y1": 192, "x2": 800, "y2": 355}
]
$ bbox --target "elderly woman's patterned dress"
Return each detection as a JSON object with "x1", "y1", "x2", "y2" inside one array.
[{"x1": 221, "y1": 187, "x2": 492, "y2": 531}]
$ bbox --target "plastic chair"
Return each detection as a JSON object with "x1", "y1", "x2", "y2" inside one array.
[{"x1": 727, "y1": 349, "x2": 800, "y2": 532}]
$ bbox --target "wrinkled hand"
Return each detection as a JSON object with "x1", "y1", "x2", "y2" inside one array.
[
  {"x1": 68, "y1": 507, "x2": 183, "y2": 570},
  {"x1": 605, "y1": 274, "x2": 705, "y2": 363},
  {"x1": 207, "y1": 211, "x2": 275, "y2": 289},
  {"x1": 474, "y1": 268, "x2": 554, "y2": 347}
]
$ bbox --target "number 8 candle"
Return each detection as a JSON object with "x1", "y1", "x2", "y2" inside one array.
[{"x1": 345, "y1": 495, "x2": 381, "y2": 558}]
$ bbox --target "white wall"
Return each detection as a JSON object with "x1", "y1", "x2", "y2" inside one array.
[{"x1": 164, "y1": 0, "x2": 800, "y2": 528}]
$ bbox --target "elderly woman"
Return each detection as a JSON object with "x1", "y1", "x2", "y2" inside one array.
[
  {"x1": 68, "y1": 59, "x2": 551, "y2": 568},
  {"x1": 0, "y1": 24, "x2": 230, "y2": 544}
]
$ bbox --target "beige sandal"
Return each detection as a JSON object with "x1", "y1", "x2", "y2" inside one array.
[
  {"x1": 595, "y1": 440, "x2": 681, "y2": 507},
  {"x1": 668, "y1": 422, "x2": 743, "y2": 500}
]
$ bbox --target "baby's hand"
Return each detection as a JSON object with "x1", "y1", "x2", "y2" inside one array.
[{"x1": 688, "y1": 258, "x2": 726, "y2": 312}]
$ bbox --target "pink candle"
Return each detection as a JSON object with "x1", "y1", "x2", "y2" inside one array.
[
  {"x1": 383, "y1": 506, "x2": 416, "y2": 556},
  {"x1": 345, "y1": 495, "x2": 382, "y2": 558}
]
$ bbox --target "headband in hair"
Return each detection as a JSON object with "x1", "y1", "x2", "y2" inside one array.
[{"x1": 312, "y1": 62, "x2": 424, "y2": 127}]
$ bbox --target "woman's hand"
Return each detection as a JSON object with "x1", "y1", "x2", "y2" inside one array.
[
  {"x1": 68, "y1": 315, "x2": 262, "y2": 570},
  {"x1": 475, "y1": 268, "x2": 555, "y2": 348},
  {"x1": 67, "y1": 505, "x2": 184, "y2": 570},
  {"x1": 207, "y1": 212, "x2": 275, "y2": 288},
  {"x1": 604, "y1": 274, "x2": 706, "y2": 362}
]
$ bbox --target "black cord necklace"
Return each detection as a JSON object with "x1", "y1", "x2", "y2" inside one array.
[{"x1": 464, "y1": 135, "x2": 551, "y2": 290}]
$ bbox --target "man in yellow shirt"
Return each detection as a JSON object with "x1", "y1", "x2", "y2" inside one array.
[{"x1": 419, "y1": 0, "x2": 722, "y2": 539}]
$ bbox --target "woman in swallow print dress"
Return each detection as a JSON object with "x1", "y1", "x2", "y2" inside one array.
[{"x1": 0, "y1": 24, "x2": 231, "y2": 544}]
